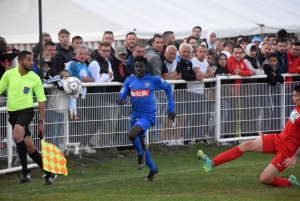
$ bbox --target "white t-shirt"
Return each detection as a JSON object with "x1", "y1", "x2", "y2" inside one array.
[{"x1": 188, "y1": 58, "x2": 209, "y2": 94}]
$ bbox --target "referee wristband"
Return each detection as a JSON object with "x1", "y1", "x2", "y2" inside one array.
[{"x1": 38, "y1": 120, "x2": 45, "y2": 124}]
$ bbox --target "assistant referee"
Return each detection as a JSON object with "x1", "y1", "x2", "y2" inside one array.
[{"x1": 0, "y1": 51, "x2": 57, "y2": 185}]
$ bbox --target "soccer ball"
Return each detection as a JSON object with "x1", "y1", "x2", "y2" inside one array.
[{"x1": 63, "y1": 77, "x2": 83, "y2": 95}]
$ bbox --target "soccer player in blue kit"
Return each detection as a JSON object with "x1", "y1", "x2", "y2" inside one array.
[{"x1": 117, "y1": 56, "x2": 176, "y2": 182}]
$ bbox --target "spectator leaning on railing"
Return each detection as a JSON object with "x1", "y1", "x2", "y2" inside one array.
[
  {"x1": 286, "y1": 42, "x2": 300, "y2": 82},
  {"x1": 88, "y1": 41, "x2": 114, "y2": 147},
  {"x1": 227, "y1": 45, "x2": 256, "y2": 137}
]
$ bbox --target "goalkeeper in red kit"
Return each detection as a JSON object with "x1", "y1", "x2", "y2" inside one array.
[{"x1": 198, "y1": 84, "x2": 300, "y2": 187}]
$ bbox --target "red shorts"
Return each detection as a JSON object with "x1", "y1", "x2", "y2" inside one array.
[{"x1": 261, "y1": 133, "x2": 293, "y2": 172}]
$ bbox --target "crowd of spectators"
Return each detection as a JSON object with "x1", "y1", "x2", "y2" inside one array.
[{"x1": 0, "y1": 27, "x2": 300, "y2": 150}]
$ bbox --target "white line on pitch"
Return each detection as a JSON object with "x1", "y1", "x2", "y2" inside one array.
[{"x1": 0, "y1": 161, "x2": 270, "y2": 195}]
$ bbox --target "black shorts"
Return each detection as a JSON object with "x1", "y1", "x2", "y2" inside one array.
[{"x1": 8, "y1": 108, "x2": 34, "y2": 137}]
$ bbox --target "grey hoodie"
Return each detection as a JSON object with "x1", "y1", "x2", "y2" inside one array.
[{"x1": 144, "y1": 45, "x2": 162, "y2": 76}]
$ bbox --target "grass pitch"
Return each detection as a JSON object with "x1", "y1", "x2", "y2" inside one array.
[{"x1": 0, "y1": 143, "x2": 299, "y2": 201}]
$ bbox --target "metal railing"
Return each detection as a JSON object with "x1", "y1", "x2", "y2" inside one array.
[{"x1": 0, "y1": 74, "x2": 299, "y2": 174}]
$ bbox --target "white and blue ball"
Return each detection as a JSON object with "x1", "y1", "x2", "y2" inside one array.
[{"x1": 63, "y1": 77, "x2": 83, "y2": 95}]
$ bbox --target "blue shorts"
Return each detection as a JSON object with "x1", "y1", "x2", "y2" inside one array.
[{"x1": 130, "y1": 114, "x2": 156, "y2": 138}]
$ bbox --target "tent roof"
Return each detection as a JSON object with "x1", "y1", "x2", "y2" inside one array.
[{"x1": 1, "y1": 0, "x2": 300, "y2": 44}]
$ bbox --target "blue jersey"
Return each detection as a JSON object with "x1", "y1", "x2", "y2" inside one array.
[{"x1": 119, "y1": 74, "x2": 175, "y2": 118}]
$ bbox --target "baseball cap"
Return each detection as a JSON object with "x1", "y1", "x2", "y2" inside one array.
[
  {"x1": 115, "y1": 46, "x2": 127, "y2": 55},
  {"x1": 251, "y1": 36, "x2": 262, "y2": 43}
]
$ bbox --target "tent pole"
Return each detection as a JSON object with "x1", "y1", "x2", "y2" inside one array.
[
  {"x1": 38, "y1": 0, "x2": 43, "y2": 80},
  {"x1": 258, "y1": 24, "x2": 265, "y2": 40}
]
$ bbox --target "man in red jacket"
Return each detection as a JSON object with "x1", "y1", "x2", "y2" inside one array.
[
  {"x1": 286, "y1": 42, "x2": 300, "y2": 82},
  {"x1": 227, "y1": 45, "x2": 256, "y2": 137},
  {"x1": 227, "y1": 45, "x2": 256, "y2": 86},
  {"x1": 285, "y1": 42, "x2": 300, "y2": 117}
]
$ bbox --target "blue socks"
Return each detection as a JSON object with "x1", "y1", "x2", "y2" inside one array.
[
  {"x1": 131, "y1": 137, "x2": 144, "y2": 156},
  {"x1": 145, "y1": 149, "x2": 156, "y2": 171},
  {"x1": 131, "y1": 137, "x2": 156, "y2": 171}
]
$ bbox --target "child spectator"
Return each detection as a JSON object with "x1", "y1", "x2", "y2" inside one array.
[
  {"x1": 263, "y1": 53, "x2": 284, "y2": 86},
  {"x1": 37, "y1": 58, "x2": 52, "y2": 79}
]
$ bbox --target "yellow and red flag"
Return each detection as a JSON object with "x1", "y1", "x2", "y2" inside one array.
[{"x1": 41, "y1": 140, "x2": 68, "y2": 176}]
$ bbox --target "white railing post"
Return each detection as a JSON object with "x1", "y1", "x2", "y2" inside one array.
[
  {"x1": 6, "y1": 118, "x2": 12, "y2": 169},
  {"x1": 63, "y1": 95, "x2": 70, "y2": 155},
  {"x1": 2, "y1": 74, "x2": 300, "y2": 174},
  {"x1": 146, "y1": 130, "x2": 149, "y2": 149},
  {"x1": 281, "y1": 81, "x2": 286, "y2": 130},
  {"x1": 215, "y1": 75, "x2": 221, "y2": 142}
]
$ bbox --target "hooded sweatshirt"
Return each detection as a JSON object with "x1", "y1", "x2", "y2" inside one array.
[
  {"x1": 144, "y1": 45, "x2": 162, "y2": 76},
  {"x1": 201, "y1": 30, "x2": 216, "y2": 50},
  {"x1": 243, "y1": 44, "x2": 264, "y2": 75}
]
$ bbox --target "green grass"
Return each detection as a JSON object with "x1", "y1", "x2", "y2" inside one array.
[{"x1": 0, "y1": 143, "x2": 299, "y2": 201}]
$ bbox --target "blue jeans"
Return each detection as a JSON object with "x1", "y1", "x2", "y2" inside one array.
[
  {"x1": 47, "y1": 110, "x2": 64, "y2": 147},
  {"x1": 220, "y1": 100, "x2": 228, "y2": 137},
  {"x1": 152, "y1": 92, "x2": 168, "y2": 142},
  {"x1": 184, "y1": 92, "x2": 207, "y2": 140}
]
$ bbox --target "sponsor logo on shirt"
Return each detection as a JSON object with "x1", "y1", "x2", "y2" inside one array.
[
  {"x1": 289, "y1": 109, "x2": 299, "y2": 124},
  {"x1": 23, "y1": 86, "x2": 30, "y2": 94},
  {"x1": 131, "y1": 90, "x2": 150, "y2": 97}
]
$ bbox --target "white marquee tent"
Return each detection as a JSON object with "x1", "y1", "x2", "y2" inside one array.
[{"x1": 1, "y1": 0, "x2": 300, "y2": 44}]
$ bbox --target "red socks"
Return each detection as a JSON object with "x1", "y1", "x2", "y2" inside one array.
[
  {"x1": 213, "y1": 146, "x2": 243, "y2": 167},
  {"x1": 270, "y1": 177, "x2": 291, "y2": 187},
  {"x1": 212, "y1": 146, "x2": 292, "y2": 187}
]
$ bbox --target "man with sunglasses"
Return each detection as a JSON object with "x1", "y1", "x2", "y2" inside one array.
[
  {"x1": 87, "y1": 42, "x2": 114, "y2": 147},
  {"x1": 88, "y1": 42, "x2": 114, "y2": 94}
]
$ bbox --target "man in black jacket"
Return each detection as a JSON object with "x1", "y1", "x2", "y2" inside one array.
[
  {"x1": 174, "y1": 43, "x2": 197, "y2": 144},
  {"x1": 54, "y1": 29, "x2": 73, "y2": 73},
  {"x1": 273, "y1": 39, "x2": 288, "y2": 74},
  {"x1": 175, "y1": 43, "x2": 196, "y2": 90}
]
